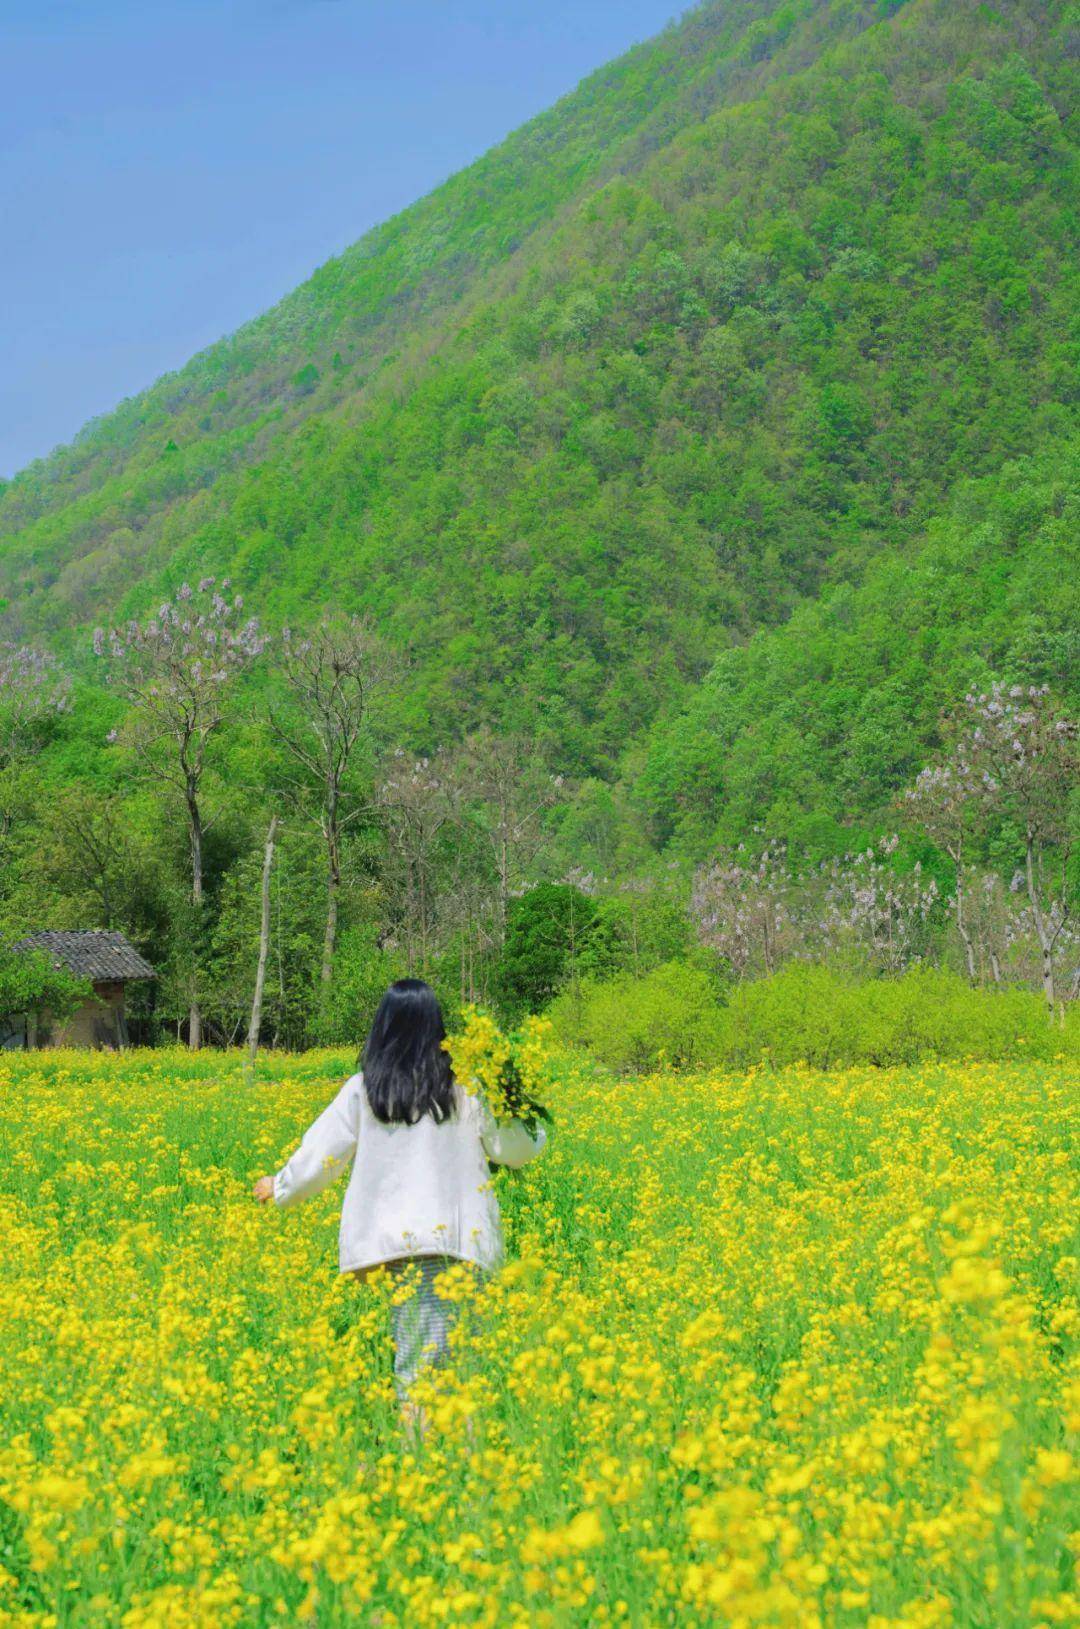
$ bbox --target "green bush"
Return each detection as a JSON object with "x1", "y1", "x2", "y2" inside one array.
[
  {"x1": 549, "y1": 960, "x2": 1080, "y2": 1074},
  {"x1": 311, "y1": 927, "x2": 397, "y2": 1049},
  {"x1": 717, "y1": 965, "x2": 1080, "y2": 1070},
  {"x1": 576, "y1": 894, "x2": 696, "y2": 982},
  {"x1": 0, "y1": 946, "x2": 91, "y2": 1029},
  {"x1": 548, "y1": 960, "x2": 727, "y2": 1074},
  {"x1": 495, "y1": 884, "x2": 599, "y2": 1018}
]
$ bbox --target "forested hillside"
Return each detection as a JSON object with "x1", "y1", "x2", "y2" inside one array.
[
  {"x1": 1, "y1": 0, "x2": 1077, "y2": 1041},
  {"x1": 634, "y1": 442, "x2": 1080, "y2": 858}
]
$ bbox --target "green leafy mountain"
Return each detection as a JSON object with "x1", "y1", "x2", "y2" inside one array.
[
  {"x1": 2, "y1": 0, "x2": 1077, "y2": 837},
  {"x1": 635, "y1": 440, "x2": 1080, "y2": 859}
]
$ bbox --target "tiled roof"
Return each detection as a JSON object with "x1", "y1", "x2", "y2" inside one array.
[{"x1": 11, "y1": 930, "x2": 155, "y2": 982}]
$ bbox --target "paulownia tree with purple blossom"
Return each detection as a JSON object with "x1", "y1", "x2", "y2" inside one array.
[
  {"x1": 908, "y1": 684, "x2": 1078, "y2": 1015},
  {"x1": 998, "y1": 884, "x2": 1080, "y2": 998},
  {"x1": 691, "y1": 839, "x2": 802, "y2": 978},
  {"x1": 820, "y1": 837, "x2": 939, "y2": 974},
  {"x1": 964, "y1": 684, "x2": 1078, "y2": 1015},
  {"x1": 692, "y1": 834, "x2": 939, "y2": 979},
  {"x1": 93, "y1": 579, "x2": 266, "y2": 1047},
  {"x1": 935, "y1": 861, "x2": 1029, "y2": 988},
  {"x1": 904, "y1": 753, "x2": 983, "y2": 983}
]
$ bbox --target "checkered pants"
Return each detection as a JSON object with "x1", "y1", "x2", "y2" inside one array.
[{"x1": 387, "y1": 1256, "x2": 462, "y2": 1396}]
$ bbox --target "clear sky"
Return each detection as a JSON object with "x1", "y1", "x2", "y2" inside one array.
[{"x1": 1, "y1": 0, "x2": 682, "y2": 477}]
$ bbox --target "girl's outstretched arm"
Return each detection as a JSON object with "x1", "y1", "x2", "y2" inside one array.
[{"x1": 255, "y1": 1074, "x2": 362, "y2": 1209}]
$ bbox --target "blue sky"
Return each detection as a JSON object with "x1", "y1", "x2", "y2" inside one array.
[{"x1": 1, "y1": 0, "x2": 682, "y2": 477}]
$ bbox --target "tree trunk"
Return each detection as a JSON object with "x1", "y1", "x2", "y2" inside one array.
[
  {"x1": 417, "y1": 853, "x2": 428, "y2": 969},
  {"x1": 321, "y1": 868, "x2": 339, "y2": 990},
  {"x1": 1024, "y1": 830, "x2": 1056, "y2": 1018},
  {"x1": 247, "y1": 816, "x2": 278, "y2": 1071},
  {"x1": 187, "y1": 783, "x2": 204, "y2": 1050},
  {"x1": 1040, "y1": 941, "x2": 1056, "y2": 1020},
  {"x1": 952, "y1": 865, "x2": 976, "y2": 984},
  {"x1": 497, "y1": 822, "x2": 510, "y2": 945},
  {"x1": 320, "y1": 793, "x2": 341, "y2": 993}
]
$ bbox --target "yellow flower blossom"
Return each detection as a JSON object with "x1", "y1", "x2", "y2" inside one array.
[{"x1": 0, "y1": 1047, "x2": 1074, "y2": 1625}]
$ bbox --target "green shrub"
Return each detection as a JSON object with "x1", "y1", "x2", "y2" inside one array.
[
  {"x1": 311, "y1": 928, "x2": 397, "y2": 1048},
  {"x1": 495, "y1": 884, "x2": 599, "y2": 1018},
  {"x1": 548, "y1": 960, "x2": 726, "y2": 1074},
  {"x1": 549, "y1": 959, "x2": 1080, "y2": 1073},
  {"x1": 717, "y1": 965, "x2": 1080, "y2": 1070},
  {"x1": 576, "y1": 894, "x2": 697, "y2": 982},
  {"x1": 0, "y1": 946, "x2": 91, "y2": 1029}
]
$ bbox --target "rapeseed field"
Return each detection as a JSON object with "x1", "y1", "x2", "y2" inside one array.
[{"x1": 0, "y1": 1050, "x2": 1076, "y2": 1627}]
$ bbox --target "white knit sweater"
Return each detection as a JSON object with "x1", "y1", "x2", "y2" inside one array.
[{"x1": 273, "y1": 1073, "x2": 547, "y2": 1274}]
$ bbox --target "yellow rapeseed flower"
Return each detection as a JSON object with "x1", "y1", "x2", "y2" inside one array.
[{"x1": 0, "y1": 1047, "x2": 1075, "y2": 1624}]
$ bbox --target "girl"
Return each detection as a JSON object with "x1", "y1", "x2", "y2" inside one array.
[{"x1": 253, "y1": 978, "x2": 547, "y2": 1407}]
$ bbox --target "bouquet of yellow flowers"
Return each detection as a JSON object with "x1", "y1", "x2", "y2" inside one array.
[{"x1": 442, "y1": 1006, "x2": 554, "y2": 1136}]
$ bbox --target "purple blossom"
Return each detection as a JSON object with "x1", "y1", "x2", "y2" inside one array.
[
  {"x1": 0, "y1": 641, "x2": 71, "y2": 758},
  {"x1": 92, "y1": 578, "x2": 267, "y2": 776}
]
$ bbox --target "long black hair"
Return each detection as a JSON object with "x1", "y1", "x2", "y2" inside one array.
[{"x1": 361, "y1": 978, "x2": 456, "y2": 1125}]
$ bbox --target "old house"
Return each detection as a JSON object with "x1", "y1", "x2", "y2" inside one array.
[{"x1": 5, "y1": 930, "x2": 155, "y2": 1049}]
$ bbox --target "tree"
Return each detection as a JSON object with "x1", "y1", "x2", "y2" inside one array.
[
  {"x1": 580, "y1": 882, "x2": 693, "y2": 980},
  {"x1": 437, "y1": 815, "x2": 502, "y2": 1007},
  {"x1": 246, "y1": 815, "x2": 279, "y2": 1070},
  {"x1": 378, "y1": 750, "x2": 457, "y2": 972},
  {"x1": 691, "y1": 840, "x2": 802, "y2": 979},
  {"x1": 819, "y1": 838, "x2": 939, "y2": 975},
  {"x1": 459, "y1": 728, "x2": 559, "y2": 941},
  {"x1": 692, "y1": 835, "x2": 940, "y2": 979},
  {"x1": 959, "y1": 684, "x2": 1078, "y2": 1015},
  {"x1": 904, "y1": 757, "x2": 983, "y2": 982},
  {"x1": 94, "y1": 578, "x2": 266, "y2": 1047},
  {"x1": 0, "y1": 642, "x2": 70, "y2": 837},
  {"x1": 495, "y1": 882, "x2": 598, "y2": 1017},
  {"x1": 269, "y1": 617, "x2": 391, "y2": 1001},
  {"x1": 39, "y1": 788, "x2": 139, "y2": 931},
  {"x1": 206, "y1": 825, "x2": 326, "y2": 1050},
  {"x1": 0, "y1": 945, "x2": 90, "y2": 1040}
]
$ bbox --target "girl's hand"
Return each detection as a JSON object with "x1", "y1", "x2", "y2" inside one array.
[{"x1": 253, "y1": 1176, "x2": 276, "y2": 1204}]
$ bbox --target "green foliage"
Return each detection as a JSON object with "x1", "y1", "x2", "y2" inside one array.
[
  {"x1": 548, "y1": 960, "x2": 727, "y2": 1073},
  {"x1": 204, "y1": 829, "x2": 328, "y2": 1049},
  {"x1": 550, "y1": 960, "x2": 1080, "y2": 1074},
  {"x1": 495, "y1": 884, "x2": 598, "y2": 1018},
  {"x1": 717, "y1": 964, "x2": 1080, "y2": 1069},
  {"x1": 309, "y1": 927, "x2": 398, "y2": 1050},
  {"x1": 0, "y1": 947, "x2": 91, "y2": 1024},
  {"x1": 640, "y1": 446, "x2": 1080, "y2": 856},
  {"x1": 576, "y1": 892, "x2": 696, "y2": 980}
]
